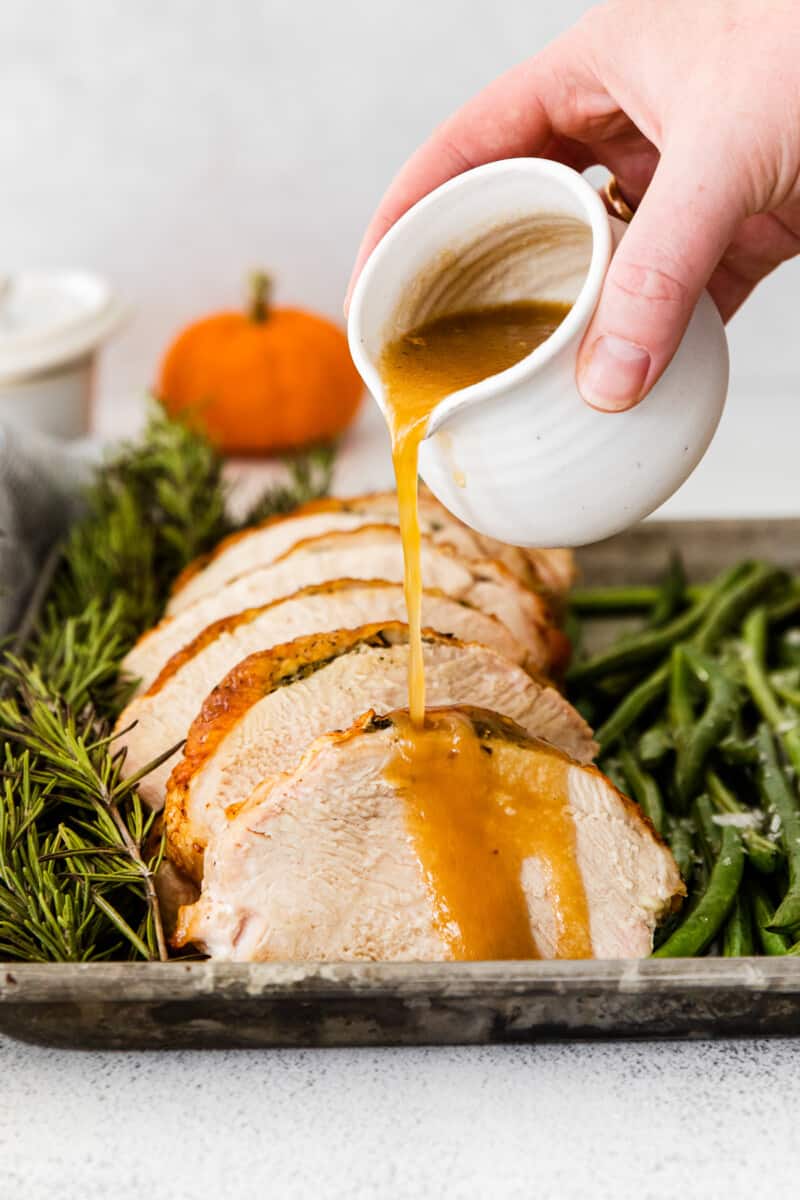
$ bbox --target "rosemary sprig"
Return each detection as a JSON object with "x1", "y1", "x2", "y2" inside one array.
[
  {"x1": 0, "y1": 403, "x2": 334, "y2": 961},
  {"x1": 45, "y1": 401, "x2": 232, "y2": 643}
]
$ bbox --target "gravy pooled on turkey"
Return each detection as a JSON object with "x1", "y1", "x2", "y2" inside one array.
[{"x1": 175, "y1": 707, "x2": 682, "y2": 962}]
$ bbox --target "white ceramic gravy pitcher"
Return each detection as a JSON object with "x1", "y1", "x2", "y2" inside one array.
[{"x1": 347, "y1": 158, "x2": 729, "y2": 547}]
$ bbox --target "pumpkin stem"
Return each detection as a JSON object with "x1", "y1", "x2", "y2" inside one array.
[{"x1": 248, "y1": 271, "x2": 272, "y2": 322}]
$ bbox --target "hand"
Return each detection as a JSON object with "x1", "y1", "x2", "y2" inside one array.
[{"x1": 347, "y1": 0, "x2": 800, "y2": 411}]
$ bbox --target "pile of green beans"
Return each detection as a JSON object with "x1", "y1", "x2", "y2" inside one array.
[{"x1": 567, "y1": 558, "x2": 800, "y2": 958}]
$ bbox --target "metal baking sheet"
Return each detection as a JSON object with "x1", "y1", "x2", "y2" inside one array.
[{"x1": 3, "y1": 517, "x2": 800, "y2": 1049}]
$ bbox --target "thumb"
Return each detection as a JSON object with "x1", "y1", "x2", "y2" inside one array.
[{"x1": 577, "y1": 155, "x2": 742, "y2": 412}]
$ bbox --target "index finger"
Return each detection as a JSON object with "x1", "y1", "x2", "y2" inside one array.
[{"x1": 345, "y1": 38, "x2": 593, "y2": 310}]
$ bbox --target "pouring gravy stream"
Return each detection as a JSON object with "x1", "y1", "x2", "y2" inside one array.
[{"x1": 379, "y1": 299, "x2": 591, "y2": 959}]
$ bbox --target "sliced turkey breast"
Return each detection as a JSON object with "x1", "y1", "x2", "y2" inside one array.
[
  {"x1": 123, "y1": 526, "x2": 563, "y2": 693},
  {"x1": 116, "y1": 580, "x2": 531, "y2": 810},
  {"x1": 167, "y1": 491, "x2": 575, "y2": 614},
  {"x1": 174, "y1": 707, "x2": 682, "y2": 962},
  {"x1": 165, "y1": 624, "x2": 596, "y2": 881}
]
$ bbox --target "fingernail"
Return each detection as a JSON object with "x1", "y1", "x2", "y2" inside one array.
[{"x1": 579, "y1": 335, "x2": 651, "y2": 412}]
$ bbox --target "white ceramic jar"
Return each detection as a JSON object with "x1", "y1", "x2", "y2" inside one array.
[
  {"x1": 0, "y1": 273, "x2": 127, "y2": 440},
  {"x1": 348, "y1": 159, "x2": 729, "y2": 547}
]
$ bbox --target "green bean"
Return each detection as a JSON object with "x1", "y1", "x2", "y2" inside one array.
[
  {"x1": 638, "y1": 723, "x2": 673, "y2": 768},
  {"x1": 687, "y1": 843, "x2": 711, "y2": 909},
  {"x1": 722, "y1": 890, "x2": 755, "y2": 956},
  {"x1": 750, "y1": 881, "x2": 791, "y2": 955},
  {"x1": 594, "y1": 669, "x2": 642, "y2": 699},
  {"x1": 742, "y1": 608, "x2": 782, "y2": 726},
  {"x1": 754, "y1": 724, "x2": 800, "y2": 932},
  {"x1": 593, "y1": 565, "x2": 760, "y2": 752},
  {"x1": 706, "y1": 769, "x2": 781, "y2": 875},
  {"x1": 668, "y1": 644, "x2": 695, "y2": 809},
  {"x1": 619, "y1": 746, "x2": 665, "y2": 834},
  {"x1": 742, "y1": 607, "x2": 800, "y2": 778},
  {"x1": 718, "y1": 732, "x2": 758, "y2": 766},
  {"x1": 693, "y1": 562, "x2": 784, "y2": 653},
  {"x1": 595, "y1": 661, "x2": 670, "y2": 753},
  {"x1": 674, "y1": 648, "x2": 740, "y2": 807},
  {"x1": 653, "y1": 825, "x2": 744, "y2": 957},
  {"x1": 666, "y1": 817, "x2": 695, "y2": 883},
  {"x1": 568, "y1": 585, "x2": 665, "y2": 614},
  {"x1": 649, "y1": 554, "x2": 687, "y2": 628},
  {"x1": 693, "y1": 793, "x2": 722, "y2": 861},
  {"x1": 566, "y1": 565, "x2": 748, "y2": 687},
  {"x1": 572, "y1": 555, "x2": 800, "y2": 959},
  {"x1": 567, "y1": 605, "x2": 705, "y2": 685},
  {"x1": 668, "y1": 644, "x2": 695, "y2": 734},
  {"x1": 773, "y1": 665, "x2": 800, "y2": 686},
  {"x1": 569, "y1": 581, "x2": 707, "y2": 615},
  {"x1": 778, "y1": 628, "x2": 800, "y2": 669},
  {"x1": 766, "y1": 587, "x2": 800, "y2": 627},
  {"x1": 770, "y1": 669, "x2": 800, "y2": 710}
]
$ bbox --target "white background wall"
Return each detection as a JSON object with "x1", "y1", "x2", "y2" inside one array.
[{"x1": 1, "y1": 0, "x2": 798, "y2": 479}]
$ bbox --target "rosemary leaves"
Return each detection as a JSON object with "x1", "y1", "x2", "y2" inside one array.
[{"x1": 0, "y1": 405, "x2": 334, "y2": 961}]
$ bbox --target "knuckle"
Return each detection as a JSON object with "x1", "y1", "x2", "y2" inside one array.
[{"x1": 609, "y1": 260, "x2": 691, "y2": 307}]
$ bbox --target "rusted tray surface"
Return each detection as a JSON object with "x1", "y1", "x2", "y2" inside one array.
[
  {"x1": 4, "y1": 959, "x2": 800, "y2": 1049},
  {"x1": 3, "y1": 517, "x2": 800, "y2": 1049}
]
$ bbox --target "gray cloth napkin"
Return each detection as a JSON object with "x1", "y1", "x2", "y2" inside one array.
[{"x1": 0, "y1": 424, "x2": 99, "y2": 635}]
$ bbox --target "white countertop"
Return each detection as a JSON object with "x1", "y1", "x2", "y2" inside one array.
[
  {"x1": 2, "y1": 1033, "x2": 799, "y2": 1199},
  {"x1": 4, "y1": 387, "x2": 800, "y2": 1200}
]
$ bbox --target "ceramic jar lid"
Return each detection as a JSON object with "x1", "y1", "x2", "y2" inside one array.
[{"x1": 0, "y1": 272, "x2": 128, "y2": 384}]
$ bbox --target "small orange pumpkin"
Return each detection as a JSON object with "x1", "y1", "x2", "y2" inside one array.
[{"x1": 158, "y1": 273, "x2": 363, "y2": 454}]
